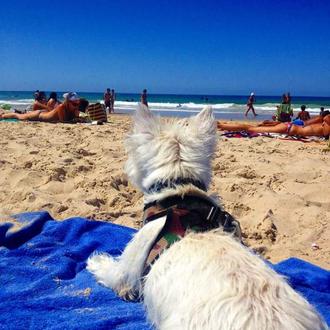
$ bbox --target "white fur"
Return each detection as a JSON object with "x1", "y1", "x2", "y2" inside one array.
[{"x1": 87, "y1": 104, "x2": 327, "y2": 330}]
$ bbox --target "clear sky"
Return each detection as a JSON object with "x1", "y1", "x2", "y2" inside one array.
[{"x1": 0, "y1": 0, "x2": 329, "y2": 96}]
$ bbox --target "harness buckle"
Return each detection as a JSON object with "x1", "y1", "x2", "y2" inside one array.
[
  {"x1": 207, "y1": 206, "x2": 242, "y2": 241},
  {"x1": 222, "y1": 212, "x2": 242, "y2": 240},
  {"x1": 206, "y1": 206, "x2": 220, "y2": 223}
]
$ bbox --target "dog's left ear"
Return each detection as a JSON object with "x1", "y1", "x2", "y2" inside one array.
[
  {"x1": 133, "y1": 103, "x2": 159, "y2": 135},
  {"x1": 191, "y1": 106, "x2": 216, "y2": 134}
]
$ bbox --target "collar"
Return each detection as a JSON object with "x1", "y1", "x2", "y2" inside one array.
[
  {"x1": 147, "y1": 178, "x2": 206, "y2": 194},
  {"x1": 143, "y1": 194, "x2": 241, "y2": 239}
]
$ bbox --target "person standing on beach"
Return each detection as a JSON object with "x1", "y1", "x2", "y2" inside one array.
[
  {"x1": 245, "y1": 92, "x2": 257, "y2": 117},
  {"x1": 286, "y1": 92, "x2": 292, "y2": 105},
  {"x1": 281, "y1": 94, "x2": 287, "y2": 104},
  {"x1": 141, "y1": 89, "x2": 148, "y2": 107},
  {"x1": 110, "y1": 89, "x2": 116, "y2": 113},
  {"x1": 104, "y1": 88, "x2": 112, "y2": 113}
]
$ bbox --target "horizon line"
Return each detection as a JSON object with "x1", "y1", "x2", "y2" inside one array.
[{"x1": 1, "y1": 90, "x2": 330, "y2": 98}]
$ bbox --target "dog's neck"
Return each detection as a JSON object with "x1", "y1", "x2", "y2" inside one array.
[
  {"x1": 147, "y1": 178, "x2": 207, "y2": 194},
  {"x1": 143, "y1": 179, "x2": 212, "y2": 205},
  {"x1": 141, "y1": 182, "x2": 243, "y2": 276}
]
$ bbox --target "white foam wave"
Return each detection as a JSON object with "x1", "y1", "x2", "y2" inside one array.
[
  {"x1": 0, "y1": 99, "x2": 33, "y2": 106},
  {"x1": 0, "y1": 98, "x2": 323, "y2": 115}
]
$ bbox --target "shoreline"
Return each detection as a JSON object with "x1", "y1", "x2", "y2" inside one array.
[
  {"x1": 0, "y1": 115, "x2": 329, "y2": 268},
  {"x1": 113, "y1": 107, "x2": 266, "y2": 122}
]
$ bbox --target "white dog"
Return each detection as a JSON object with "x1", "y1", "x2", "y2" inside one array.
[{"x1": 87, "y1": 105, "x2": 327, "y2": 330}]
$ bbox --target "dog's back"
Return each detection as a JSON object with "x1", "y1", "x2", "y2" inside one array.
[{"x1": 144, "y1": 230, "x2": 326, "y2": 329}]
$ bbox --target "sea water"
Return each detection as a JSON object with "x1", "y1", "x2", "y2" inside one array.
[{"x1": 0, "y1": 91, "x2": 329, "y2": 121}]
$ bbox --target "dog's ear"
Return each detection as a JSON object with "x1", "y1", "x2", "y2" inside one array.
[
  {"x1": 136, "y1": 102, "x2": 153, "y2": 119},
  {"x1": 191, "y1": 106, "x2": 215, "y2": 134},
  {"x1": 133, "y1": 103, "x2": 159, "y2": 135}
]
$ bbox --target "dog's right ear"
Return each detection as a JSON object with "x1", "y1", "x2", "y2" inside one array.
[
  {"x1": 133, "y1": 103, "x2": 159, "y2": 135},
  {"x1": 190, "y1": 106, "x2": 216, "y2": 136}
]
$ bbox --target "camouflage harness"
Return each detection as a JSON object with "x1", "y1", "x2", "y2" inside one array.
[{"x1": 142, "y1": 193, "x2": 242, "y2": 276}]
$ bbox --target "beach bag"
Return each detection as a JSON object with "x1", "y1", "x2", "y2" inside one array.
[{"x1": 86, "y1": 103, "x2": 107, "y2": 122}]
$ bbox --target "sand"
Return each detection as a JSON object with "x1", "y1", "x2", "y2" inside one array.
[{"x1": 0, "y1": 114, "x2": 329, "y2": 268}]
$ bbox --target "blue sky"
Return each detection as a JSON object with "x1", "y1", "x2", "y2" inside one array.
[{"x1": 0, "y1": 0, "x2": 329, "y2": 96}]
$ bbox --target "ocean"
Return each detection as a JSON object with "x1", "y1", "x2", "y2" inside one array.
[{"x1": 1, "y1": 91, "x2": 329, "y2": 121}]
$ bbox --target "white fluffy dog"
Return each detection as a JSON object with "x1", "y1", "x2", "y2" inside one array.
[{"x1": 87, "y1": 105, "x2": 326, "y2": 330}]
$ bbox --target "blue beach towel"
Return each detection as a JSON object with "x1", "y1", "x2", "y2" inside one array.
[{"x1": 0, "y1": 211, "x2": 329, "y2": 329}]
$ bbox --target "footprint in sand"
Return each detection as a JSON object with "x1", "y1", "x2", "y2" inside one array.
[
  {"x1": 56, "y1": 205, "x2": 69, "y2": 213},
  {"x1": 235, "y1": 167, "x2": 258, "y2": 179},
  {"x1": 256, "y1": 209, "x2": 278, "y2": 242},
  {"x1": 49, "y1": 168, "x2": 67, "y2": 182},
  {"x1": 76, "y1": 165, "x2": 92, "y2": 172},
  {"x1": 23, "y1": 161, "x2": 33, "y2": 169},
  {"x1": 85, "y1": 198, "x2": 105, "y2": 208},
  {"x1": 109, "y1": 196, "x2": 122, "y2": 207},
  {"x1": 110, "y1": 175, "x2": 128, "y2": 191},
  {"x1": 76, "y1": 149, "x2": 96, "y2": 157}
]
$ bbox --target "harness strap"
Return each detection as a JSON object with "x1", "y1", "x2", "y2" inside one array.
[{"x1": 142, "y1": 194, "x2": 242, "y2": 276}]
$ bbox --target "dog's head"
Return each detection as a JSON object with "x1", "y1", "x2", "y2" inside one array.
[{"x1": 125, "y1": 104, "x2": 217, "y2": 193}]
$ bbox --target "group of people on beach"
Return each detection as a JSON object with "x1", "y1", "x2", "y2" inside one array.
[
  {"x1": 0, "y1": 91, "x2": 89, "y2": 123},
  {"x1": 0, "y1": 88, "x2": 150, "y2": 124},
  {"x1": 245, "y1": 92, "x2": 292, "y2": 118},
  {"x1": 103, "y1": 88, "x2": 148, "y2": 112},
  {"x1": 240, "y1": 91, "x2": 330, "y2": 138},
  {"x1": 103, "y1": 88, "x2": 116, "y2": 113},
  {"x1": 219, "y1": 110, "x2": 330, "y2": 138},
  {"x1": 1, "y1": 89, "x2": 329, "y2": 139},
  {"x1": 29, "y1": 90, "x2": 61, "y2": 112}
]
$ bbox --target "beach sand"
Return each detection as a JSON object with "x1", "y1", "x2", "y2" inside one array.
[{"x1": 0, "y1": 114, "x2": 329, "y2": 268}]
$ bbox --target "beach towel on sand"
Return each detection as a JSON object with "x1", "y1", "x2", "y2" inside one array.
[
  {"x1": 220, "y1": 131, "x2": 325, "y2": 142},
  {"x1": 0, "y1": 211, "x2": 329, "y2": 329}
]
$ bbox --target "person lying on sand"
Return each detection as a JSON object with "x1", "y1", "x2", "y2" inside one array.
[
  {"x1": 0, "y1": 92, "x2": 89, "y2": 123},
  {"x1": 47, "y1": 92, "x2": 61, "y2": 110},
  {"x1": 261, "y1": 111, "x2": 330, "y2": 127},
  {"x1": 217, "y1": 115, "x2": 330, "y2": 137},
  {"x1": 33, "y1": 91, "x2": 51, "y2": 111},
  {"x1": 304, "y1": 110, "x2": 330, "y2": 125}
]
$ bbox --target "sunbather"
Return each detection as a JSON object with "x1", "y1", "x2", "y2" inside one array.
[
  {"x1": 267, "y1": 110, "x2": 330, "y2": 127},
  {"x1": 217, "y1": 115, "x2": 330, "y2": 137},
  {"x1": 0, "y1": 92, "x2": 88, "y2": 123},
  {"x1": 47, "y1": 92, "x2": 61, "y2": 110},
  {"x1": 304, "y1": 110, "x2": 330, "y2": 125},
  {"x1": 33, "y1": 91, "x2": 50, "y2": 111}
]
